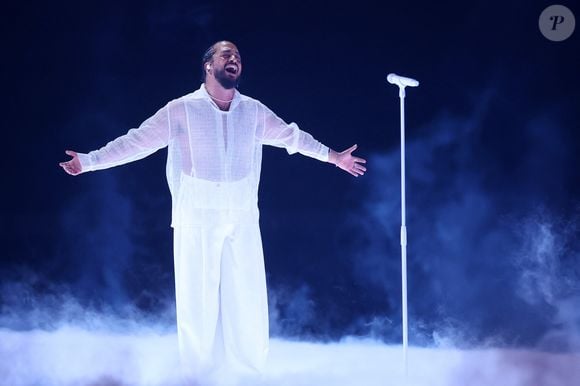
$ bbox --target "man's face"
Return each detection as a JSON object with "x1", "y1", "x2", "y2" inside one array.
[{"x1": 210, "y1": 42, "x2": 242, "y2": 89}]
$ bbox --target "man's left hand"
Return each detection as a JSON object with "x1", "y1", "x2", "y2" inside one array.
[{"x1": 330, "y1": 144, "x2": 367, "y2": 177}]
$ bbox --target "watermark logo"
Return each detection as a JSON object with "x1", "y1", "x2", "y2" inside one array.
[{"x1": 539, "y1": 5, "x2": 575, "y2": 41}]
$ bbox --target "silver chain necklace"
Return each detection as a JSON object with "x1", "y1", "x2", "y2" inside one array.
[{"x1": 206, "y1": 88, "x2": 233, "y2": 103}]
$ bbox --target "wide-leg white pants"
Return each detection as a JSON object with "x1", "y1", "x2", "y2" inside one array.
[{"x1": 173, "y1": 220, "x2": 269, "y2": 382}]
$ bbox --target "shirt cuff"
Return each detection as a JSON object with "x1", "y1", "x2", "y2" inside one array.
[
  {"x1": 77, "y1": 153, "x2": 93, "y2": 172},
  {"x1": 319, "y1": 145, "x2": 330, "y2": 162}
]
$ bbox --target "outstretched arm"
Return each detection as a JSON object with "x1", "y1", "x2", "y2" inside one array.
[
  {"x1": 328, "y1": 144, "x2": 367, "y2": 177},
  {"x1": 59, "y1": 150, "x2": 82, "y2": 176},
  {"x1": 258, "y1": 103, "x2": 367, "y2": 176},
  {"x1": 58, "y1": 103, "x2": 170, "y2": 176}
]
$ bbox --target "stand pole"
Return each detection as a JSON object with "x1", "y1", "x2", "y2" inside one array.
[{"x1": 386, "y1": 73, "x2": 419, "y2": 377}]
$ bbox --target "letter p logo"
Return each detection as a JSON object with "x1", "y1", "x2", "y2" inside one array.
[
  {"x1": 539, "y1": 5, "x2": 576, "y2": 41},
  {"x1": 550, "y1": 15, "x2": 565, "y2": 30}
]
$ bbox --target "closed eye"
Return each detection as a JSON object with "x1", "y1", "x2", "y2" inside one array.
[{"x1": 220, "y1": 52, "x2": 241, "y2": 61}]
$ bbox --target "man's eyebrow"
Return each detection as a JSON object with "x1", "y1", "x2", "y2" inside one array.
[{"x1": 220, "y1": 49, "x2": 240, "y2": 56}]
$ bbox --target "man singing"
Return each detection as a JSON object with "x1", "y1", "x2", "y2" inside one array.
[{"x1": 60, "y1": 40, "x2": 366, "y2": 383}]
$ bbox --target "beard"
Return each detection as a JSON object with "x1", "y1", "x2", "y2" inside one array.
[{"x1": 214, "y1": 68, "x2": 240, "y2": 89}]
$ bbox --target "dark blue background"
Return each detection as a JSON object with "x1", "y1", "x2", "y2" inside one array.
[{"x1": 1, "y1": 0, "x2": 579, "y2": 348}]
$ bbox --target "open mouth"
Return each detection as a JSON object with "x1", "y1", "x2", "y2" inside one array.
[{"x1": 225, "y1": 65, "x2": 238, "y2": 75}]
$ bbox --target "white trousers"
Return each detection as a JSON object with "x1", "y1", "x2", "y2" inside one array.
[{"x1": 173, "y1": 220, "x2": 269, "y2": 382}]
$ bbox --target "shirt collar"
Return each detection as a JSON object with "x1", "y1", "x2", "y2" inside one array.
[{"x1": 195, "y1": 83, "x2": 241, "y2": 111}]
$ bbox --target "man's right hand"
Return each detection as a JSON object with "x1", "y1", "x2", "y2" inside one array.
[{"x1": 59, "y1": 150, "x2": 82, "y2": 176}]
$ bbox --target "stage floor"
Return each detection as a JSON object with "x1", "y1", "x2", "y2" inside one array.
[{"x1": 1, "y1": 328, "x2": 578, "y2": 386}]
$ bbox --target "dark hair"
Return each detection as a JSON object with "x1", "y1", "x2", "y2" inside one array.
[{"x1": 201, "y1": 43, "x2": 218, "y2": 83}]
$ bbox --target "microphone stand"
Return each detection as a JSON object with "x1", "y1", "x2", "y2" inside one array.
[{"x1": 387, "y1": 73, "x2": 419, "y2": 377}]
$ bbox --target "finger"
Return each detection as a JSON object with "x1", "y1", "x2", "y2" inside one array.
[
  {"x1": 343, "y1": 165, "x2": 356, "y2": 176},
  {"x1": 354, "y1": 165, "x2": 367, "y2": 172},
  {"x1": 65, "y1": 150, "x2": 76, "y2": 157},
  {"x1": 345, "y1": 144, "x2": 357, "y2": 154},
  {"x1": 354, "y1": 157, "x2": 366, "y2": 163}
]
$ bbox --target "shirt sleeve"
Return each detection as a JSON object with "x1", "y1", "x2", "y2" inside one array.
[
  {"x1": 78, "y1": 104, "x2": 170, "y2": 172},
  {"x1": 258, "y1": 103, "x2": 329, "y2": 162}
]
